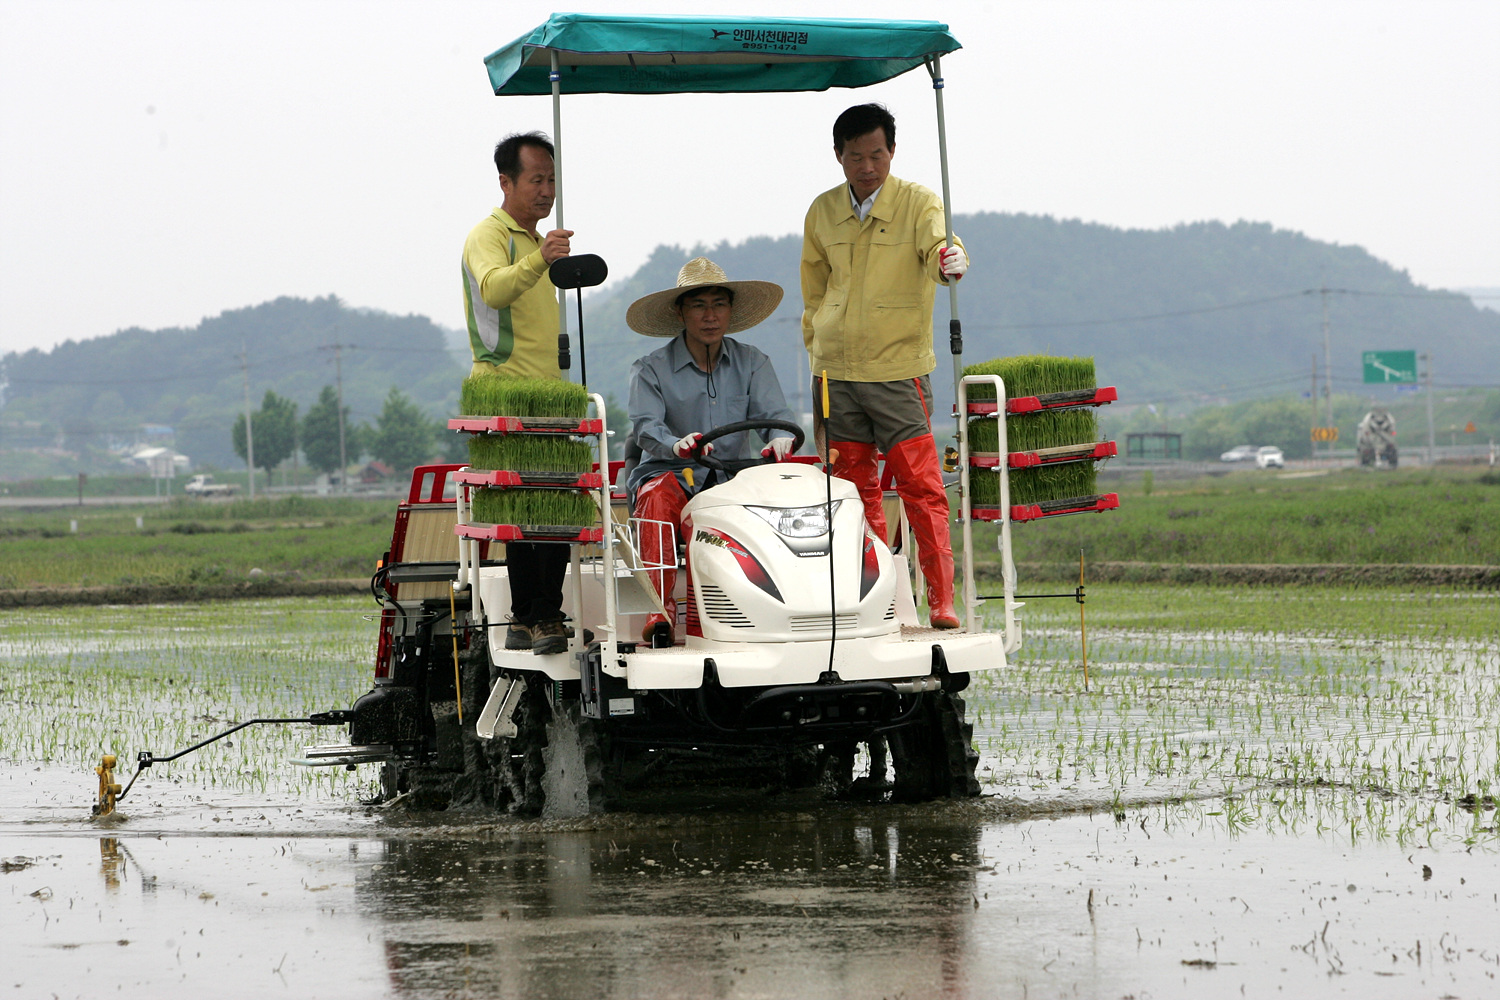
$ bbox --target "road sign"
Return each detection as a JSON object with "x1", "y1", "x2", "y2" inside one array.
[
  {"x1": 1311, "y1": 426, "x2": 1340, "y2": 442},
  {"x1": 1362, "y1": 350, "x2": 1417, "y2": 384},
  {"x1": 1465, "y1": 421, "x2": 1477, "y2": 433}
]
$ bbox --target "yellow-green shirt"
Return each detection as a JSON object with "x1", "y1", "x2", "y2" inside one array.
[
  {"x1": 800, "y1": 174, "x2": 963, "y2": 382},
  {"x1": 461, "y1": 208, "x2": 559, "y2": 379}
]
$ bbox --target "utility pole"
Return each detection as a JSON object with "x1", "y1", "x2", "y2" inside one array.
[
  {"x1": 1320, "y1": 286, "x2": 1334, "y2": 434},
  {"x1": 318, "y1": 343, "x2": 352, "y2": 492},
  {"x1": 1311, "y1": 354, "x2": 1320, "y2": 459},
  {"x1": 1421, "y1": 351, "x2": 1436, "y2": 465},
  {"x1": 240, "y1": 341, "x2": 256, "y2": 500}
]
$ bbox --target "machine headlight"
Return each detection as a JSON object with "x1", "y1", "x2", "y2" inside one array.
[{"x1": 745, "y1": 501, "x2": 841, "y2": 537}]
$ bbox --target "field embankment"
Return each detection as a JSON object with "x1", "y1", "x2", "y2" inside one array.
[
  {"x1": 1, "y1": 467, "x2": 1496, "y2": 605},
  {"x1": 982, "y1": 465, "x2": 1498, "y2": 575}
]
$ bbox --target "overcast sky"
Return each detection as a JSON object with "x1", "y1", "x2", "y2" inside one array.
[{"x1": 1, "y1": 0, "x2": 1496, "y2": 357}]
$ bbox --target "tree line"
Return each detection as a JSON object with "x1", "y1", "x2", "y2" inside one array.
[{"x1": 230, "y1": 385, "x2": 461, "y2": 480}]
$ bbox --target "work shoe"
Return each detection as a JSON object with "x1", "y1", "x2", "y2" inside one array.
[
  {"x1": 530, "y1": 619, "x2": 569, "y2": 655},
  {"x1": 504, "y1": 621, "x2": 532, "y2": 650}
]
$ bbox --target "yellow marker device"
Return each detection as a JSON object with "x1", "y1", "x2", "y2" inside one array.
[{"x1": 682, "y1": 467, "x2": 694, "y2": 489}]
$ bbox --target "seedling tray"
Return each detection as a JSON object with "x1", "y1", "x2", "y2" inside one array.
[
  {"x1": 971, "y1": 492, "x2": 1120, "y2": 523},
  {"x1": 969, "y1": 441, "x2": 1118, "y2": 469},
  {"x1": 449, "y1": 416, "x2": 604, "y2": 435},
  {"x1": 452, "y1": 469, "x2": 603, "y2": 490},
  {"x1": 964, "y1": 386, "x2": 1117, "y2": 416},
  {"x1": 456, "y1": 522, "x2": 604, "y2": 543}
]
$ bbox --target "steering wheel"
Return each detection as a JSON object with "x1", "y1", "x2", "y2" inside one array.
[{"x1": 690, "y1": 419, "x2": 805, "y2": 475}]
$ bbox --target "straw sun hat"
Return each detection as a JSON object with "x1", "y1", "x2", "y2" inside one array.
[{"x1": 625, "y1": 257, "x2": 783, "y2": 337}]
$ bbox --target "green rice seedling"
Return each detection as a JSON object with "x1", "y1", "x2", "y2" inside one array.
[
  {"x1": 471, "y1": 487, "x2": 597, "y2": 527},
  {"x1": 460, "y1": 372, "x2": 589, "y2": 418},
  {"x1": 468, "y1": 435, "x2": 593, "y2": 473},
  {"x1": 971, "y1": 463, "x2": 1097, "y2": 507},
  {"x1": 963, "y1": 354, "x2": 1096, "y2": 401},
  {"x1": 968, "y1": 409, "x2": 1099, "y2": 454}
]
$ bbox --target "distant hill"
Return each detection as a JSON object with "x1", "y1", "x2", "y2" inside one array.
[
  {"x1": 1, "y1": 296, "x2": 463, "y2": 469},
  {"x1": 572, "y1": 214, "x2": 1500, "y2": 420},
  {"x1": 4, "y1": 217, "x2": 1496, "y2": 476}
]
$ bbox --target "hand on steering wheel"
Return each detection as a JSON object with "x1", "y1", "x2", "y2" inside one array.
[{"x1": 689, "y1": 419, "x2": 806, "y2": 474}]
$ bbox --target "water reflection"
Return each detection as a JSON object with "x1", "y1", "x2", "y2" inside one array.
[{"x1": 356, "y1": 818, "x2": 983, "y2": 999}]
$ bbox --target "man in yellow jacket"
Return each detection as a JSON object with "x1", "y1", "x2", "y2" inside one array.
[
  {"x1": 462, "y1": 131, "x2": 576, "y2": 654},
  {"x1": 800, "y1": 104, "x2": 969, "y2": 629}
]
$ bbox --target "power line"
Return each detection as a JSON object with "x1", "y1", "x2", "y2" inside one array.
[{"x1": 964, "y1": 286, "x2": 1472, "y2": 332}]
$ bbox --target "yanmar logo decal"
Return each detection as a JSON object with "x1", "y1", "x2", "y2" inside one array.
[
  {"x1": 694, "y1": 527, "x2": 782, "y2": 603},
  {"x1": 714, "y1": 26, "x2": 810, "y2": 52}
]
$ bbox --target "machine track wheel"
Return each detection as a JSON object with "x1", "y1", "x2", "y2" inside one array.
[{"x1": 888, "y1": 692, "x2": 981, "y2": 802}]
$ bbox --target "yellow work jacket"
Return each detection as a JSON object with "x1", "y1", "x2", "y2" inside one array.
[
  {"x1": 461, "y1": 208, "x2": 559, "y2": 380},
  {"x1": 800, "y1": 174, "x2": 963, "y2": 383}
]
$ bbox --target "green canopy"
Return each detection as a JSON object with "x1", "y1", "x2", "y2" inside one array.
[{"x1": 484, "y1": 14, "x2": 960, "y2": 96}]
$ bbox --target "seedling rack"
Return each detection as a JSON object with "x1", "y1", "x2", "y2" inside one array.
[
  {"x1": 448, "y1": 416, "x2": 603, "y2": 435},
  {"x1": 968, "y1": 440, "x2": 1119, "y2": 469}
]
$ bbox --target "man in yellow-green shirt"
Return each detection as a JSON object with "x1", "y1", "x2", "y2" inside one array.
[
  {"x1": 801, "y1": 104, "x2": 969, "y2": 629},
  {"x1": 461, "y1": 131, "x2": 576, "y2": 653}
]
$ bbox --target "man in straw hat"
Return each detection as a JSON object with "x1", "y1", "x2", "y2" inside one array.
[
  {"x1": 625, "y1": 257, "x2": 799, "y2": 647},
  {"x1": 801, "y1": 103, "x2": 969, "y2": 629},
  {"x1": 462, "y1": 130, "x2": 577, "y2": 654}
]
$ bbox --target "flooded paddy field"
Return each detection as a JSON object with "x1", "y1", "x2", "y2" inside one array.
[{"x1": 3, "y1": 591, "x2": 1497, "y2": 998}]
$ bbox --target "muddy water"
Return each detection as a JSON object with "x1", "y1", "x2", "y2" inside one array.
[
  {"x1": 4, "y1": 597, "x2": 1499, "y2": 997},
  {"x1": 6, "y1": 801, "x2": 1498, "y2": 999}
]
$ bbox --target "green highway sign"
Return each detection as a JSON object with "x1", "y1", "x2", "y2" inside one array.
[{"x1": 1362, "y1": 350, "x2": 1417, "y2": 384}]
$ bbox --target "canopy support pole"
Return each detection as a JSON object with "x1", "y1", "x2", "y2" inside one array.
[
  {"x1": 550, "y1": 51, "x2": 571, "y2": 381},
  {"x1": 927, "y1": 54, "x2": 971, "y2": 622},
  {"x1": 926, "y1": 56, "x2": 962, "y2": 420}
]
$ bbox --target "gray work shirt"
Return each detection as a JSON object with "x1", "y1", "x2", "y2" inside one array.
[{"x1": 626, "y1": 333, "x2": 796, "y2": 496}]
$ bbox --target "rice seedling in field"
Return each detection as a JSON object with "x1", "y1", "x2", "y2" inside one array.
[
  {"x1": 0, "y1": 598, "x2": 378, "y2": 802},
  {"x1": 460, "y1": 372, "x2": 589, "y2": 417},
  {"x1": 471, "y1": 487, "x2": 597, "y2": 527},
  {"x1": 468, "y1": 434, "x2": 593, "y2": 473},
  {"x1": 965, "y1": 584, "x2": 1499, "y2": 847}
]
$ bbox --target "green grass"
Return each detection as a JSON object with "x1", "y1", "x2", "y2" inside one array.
[
  {"x1": 460, "y1": 373, "x2": 589, "y2": 418},
  {"x1": 470, "y1": 488, "x2": 597, "y2": 527},
  {"x1": 467, "y1": 435, "x2": 593, "y2": 473},
  {"x1": 0, "y1": 497, "x2": 394, "y2": 589},
  {"x1": 989, "y1": 465, "x2": 1500, "y2": 566},
  {"x1": 963, "y1": 354, "x2": 1095, "y2": 401}
]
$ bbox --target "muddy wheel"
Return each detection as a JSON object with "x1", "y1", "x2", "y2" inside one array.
[{"x1": 887, "y1": 692, "x2": 980, "y2": 802}]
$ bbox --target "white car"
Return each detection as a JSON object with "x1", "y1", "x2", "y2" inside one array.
[
  {"x1": 1255, "y1": 446, "x2": 1285, "y2": 469},
  {"x1": 1220, "y1": 444, "x2": 1257, "y2": 463}
]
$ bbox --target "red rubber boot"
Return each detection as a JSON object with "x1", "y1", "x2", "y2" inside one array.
[
  {"x1": 884, "y1": 434, "x2": 958, "y2": 629},
  {"x1": 633, "y1": 471, "x2": 688, "y2": 645},
  {"x1": 830, "y1": 440, "x2": 888, "y2": 542}
]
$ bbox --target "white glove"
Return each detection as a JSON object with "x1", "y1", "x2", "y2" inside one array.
[
  {"x1": 761, "y1": 437, "x2": 796, "y2": 461},
  {"x1": 672, "y1": 431, "x2": 713, "y2": 458},
  {"x1": 939, "y1": 244, "x2": 968, "y2": 279}
]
